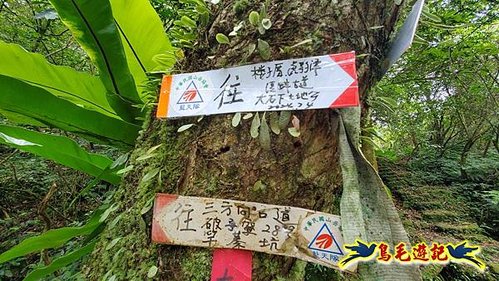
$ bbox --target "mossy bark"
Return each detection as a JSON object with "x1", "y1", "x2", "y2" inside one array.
[{"x1": 83, "y1": 0, "x2": 405, "y2": 280}]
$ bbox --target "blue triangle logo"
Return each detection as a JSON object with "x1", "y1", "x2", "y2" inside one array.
[{"x1": 308, "y1": 223, "x2": 343, "y2": 255}]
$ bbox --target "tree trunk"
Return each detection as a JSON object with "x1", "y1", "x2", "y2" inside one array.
[{"x1": 83, "y1": 1, "x2": 420, "y2": 280}]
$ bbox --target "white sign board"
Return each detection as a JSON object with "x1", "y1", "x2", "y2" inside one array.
[
  {"x1": 152, "y1": 194, "x2": 350, "y2": 270},
  {"x1": 156, "y1": 52, "x2": 358, "y2": 118},
  {"x1": 384, "y1": 0, "x2": 425, "y2": 72}
]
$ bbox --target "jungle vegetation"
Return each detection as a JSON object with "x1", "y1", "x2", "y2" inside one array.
[{"x1": 0, "y1": 0, "x2": 497, "y2": 280}]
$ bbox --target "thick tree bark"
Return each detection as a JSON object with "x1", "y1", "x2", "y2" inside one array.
[{"x1": 83, "y1": 1, "x2": 419, "y2": 280}]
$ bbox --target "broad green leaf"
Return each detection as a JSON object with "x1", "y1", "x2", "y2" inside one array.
[
  {"x1": 0, "y1": 75, "x2": 139, "y2": 148},
  {"x1": 288, "y1": 127, "x2": 300, "y2": 137},
  {"x1": 23, "y1": 240, "x2": 97, "y2": 281},
  {"x1": 0, "y1": 132, "x2": 40, "y2": 147},
  {"x1": 109, "y1": 0, "x2": 176, "y2": 94},
  {"x1": 0, "y1": 125, "x2": 120, "y2": 184},
  {"x1": 0, "y1": 42, "x2": 118, "y2": 119},
  {"x1": 216, "y1": 33, "x2": 230, "y2": 44},
  {"x1": 179, "y1": 16, "x2": 197, "y2": 29},
  {"x1": 232, "y1": 112, "x2": 242, "y2": 127},
  {"x1": 147, "y1": 265, "x2": 158, "y2": 278},
  {"x1": 259, "y1": 114, "x2": 271, "y2": 150},
  {"x1": 269, "y1": 112, "x2": 281, "y2": 135},
  {"x1": 0, "y1": 109, "x2": 45, "y2": 127},
  {"x1": 152, "y1": 54, "x2": 176, "y2": 70},
  {"x1": 261, "y1": 18, "x2": 272, "y2": 30},
  {"x1": 278, "y1": 111, "x2": 291, "y2": 129},
  {"x1": 250, "y1": 113, "x2": 261, "y2": 138},
  {"x1": 257, "y1": 39, "x2": 271, "y2": 60},
  {"x1": 50, "y1": 0, "x2": 142, "y2": 123},
  {"x1": 249, "y1": 11, "x2": 260, "y2": 26},
  {"x1": 0, "y1": 214, "x2": 102, "y2": 264}
]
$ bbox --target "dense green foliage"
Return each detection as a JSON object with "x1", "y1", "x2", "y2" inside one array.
[
  {"x1": 0, "y1": 0, "x2": 177, "y2": 279},
  {"x1": 0, "y1": 0, "x2": 497, "y2": 280},
  {"x1": 372, "y1": 0, "x2": 498, "y2": 166}
]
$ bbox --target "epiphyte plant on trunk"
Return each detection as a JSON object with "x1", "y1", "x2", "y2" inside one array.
[{"x1": 0, "y1": 0, "x2": 423, "y2": 280}]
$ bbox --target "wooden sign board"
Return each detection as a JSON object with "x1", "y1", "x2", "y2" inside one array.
[
  {"x1": 156, "y1": 52, "x2": 358, "y2": 119},
  {"x1": 152, "y1": 194, "x2": 351, "y2": 271}
]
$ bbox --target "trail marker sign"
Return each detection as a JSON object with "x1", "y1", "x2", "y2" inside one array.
[
  {"x1": 156, "y1": 52, "x2": 358, "y2": 118},
  {"x1": 152, "y1": 194, "x2": 350, "y2": 270}
]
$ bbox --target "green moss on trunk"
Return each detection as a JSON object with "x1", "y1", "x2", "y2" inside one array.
[{"x1": 83, "y1": 0, "x2": 404, "y2": 279}]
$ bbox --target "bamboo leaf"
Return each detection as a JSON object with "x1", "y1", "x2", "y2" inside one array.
[
  {"x1": 49, "y1": 0, "x2": 142, "y2": 122},
  {"x1": 0, "y1": 42, "x2": 118, "y2": 119},
  {"x1": 23, "y1": 240, "x2": 97, "y2": 281},
  {"x1": 0, "y1": 75, "x2": 140, "y2": 148},
  {"x1": 0, "y1": 125, "x2": 120, "y2": 184}
]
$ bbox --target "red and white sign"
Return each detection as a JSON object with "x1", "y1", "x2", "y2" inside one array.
[
  {"x1": 152, "y1": 194, "x2": 350, "y2": 271},
  {"x1": 156, "y1": 52, "x2": 358, "y2": 118}
]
